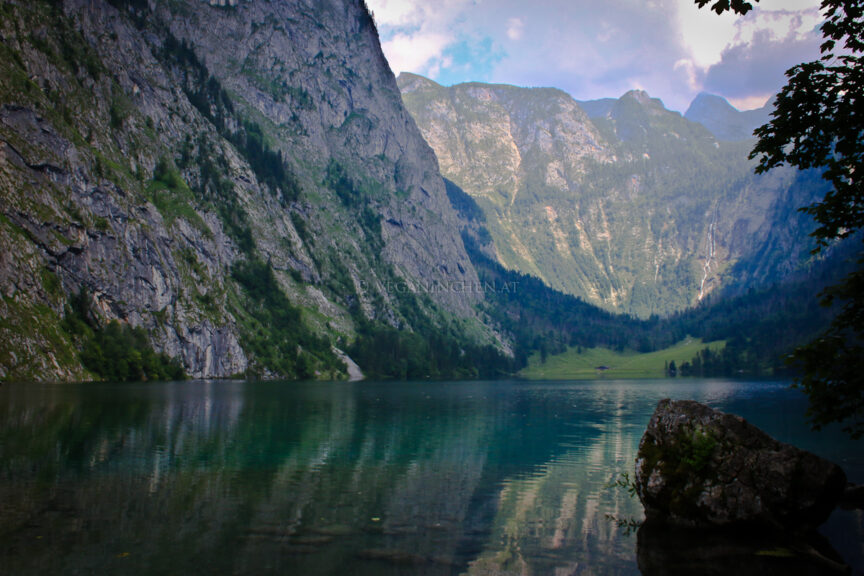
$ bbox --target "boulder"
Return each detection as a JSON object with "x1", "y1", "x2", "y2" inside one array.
[{"x1": 635, "y1": 399, "x2": 846, "y2": 531}]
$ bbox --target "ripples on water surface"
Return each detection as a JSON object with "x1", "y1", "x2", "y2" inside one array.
[{"x1": 0, "y1": 379, "x2": 861, "y2": 575}]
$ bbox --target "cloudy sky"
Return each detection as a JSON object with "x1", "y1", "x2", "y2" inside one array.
[{"x1": 365, "y1": 0, "x2": 824, "y2": 113}]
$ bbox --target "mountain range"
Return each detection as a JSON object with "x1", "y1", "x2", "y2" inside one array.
[
  {"x1": 0, "y1": 0, "x2": 499, "y2": 381},
  {"x1": 398, "y1": 73, "x2": 827, "y2": 318},
  {"x1": 0, "y1": 0, "x2": 839, "y2": 382}
]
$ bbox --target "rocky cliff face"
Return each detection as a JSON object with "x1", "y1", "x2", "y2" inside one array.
[
  {"x1": 0, "y1": 0, "x2": 481, "y2": 381},
  {"x1": 400, "y1": 74, "x2": 827, "y2": 317},
  {"x1": 635, "y1": 399, "x2": 846, "y2": 529},
  {"x1": 398, "y1": 73, "x2": 610, "y2": 210}
]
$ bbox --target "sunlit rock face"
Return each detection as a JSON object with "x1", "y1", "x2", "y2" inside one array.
[
  {"x1": 400, "y1": 74, "x2": 827, "y2": 318},
  {"x1": 0, "y1": 0, "x2": 480, "y2": 380},
  {"x1": 635, "y1": 399, "x2": 846, "y2": 530}
]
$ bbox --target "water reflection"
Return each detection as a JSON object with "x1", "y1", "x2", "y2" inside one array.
[
  {"x1": 636, "y1": 520, "x2": 860, "y2": 576},
  {"x1": 0, "y1": 380, "x2": 860, "y2": 575}
]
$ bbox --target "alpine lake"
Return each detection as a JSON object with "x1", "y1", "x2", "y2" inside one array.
[{"x1": 1, "y1": 379, "x2": 861, "y2": 575}]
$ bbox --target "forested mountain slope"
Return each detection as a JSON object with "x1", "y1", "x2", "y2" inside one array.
[
  {"x1": 0, "y1": 1, "x2": 839, "y2": 383},
  {"x1": 0, "y1": 0, "x2": 494, "y2": 382},
  {"x1": 399, "y1": 73, "x2": 828, "y2": 318}
]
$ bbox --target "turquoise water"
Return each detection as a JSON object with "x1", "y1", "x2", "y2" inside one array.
[{"x1": 0, "y1": 379, "x2": 861, "y2": 575}]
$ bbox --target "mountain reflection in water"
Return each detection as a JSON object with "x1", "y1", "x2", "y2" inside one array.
[{"x1": 0, "y1": 379, "x2": 861, "y2": 575}]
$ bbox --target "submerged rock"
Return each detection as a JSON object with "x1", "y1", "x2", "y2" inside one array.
[{"x1": 635, "y1": 399, "x2": 846, "y2": 531}]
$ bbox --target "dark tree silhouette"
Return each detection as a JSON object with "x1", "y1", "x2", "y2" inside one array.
[{"x1": 696, "y1": 0, "x2": 864, "y2": 437}]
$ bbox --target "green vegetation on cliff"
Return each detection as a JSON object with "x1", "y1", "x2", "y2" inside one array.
[
  {"x1": 0, "y1": 0, "x2": 495, "y2": 382},
  {"x1": 62, "y1": 290, "x2": 185, "y2": 382},
  {"x1": 400, "y1": 75, "x2": 826, "y2": 319},
  {"x1": 450, "y1": 174, "x2": 845, "y2": 380},
  {"x1": 230, "y1": 259, "x2": 341, "y2": 379},
  {"x1": 0, "y1": 0, "x2": 851, "y2": 385}
]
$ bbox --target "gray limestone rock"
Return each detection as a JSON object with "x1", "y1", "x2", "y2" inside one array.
[
  {"x1": 0, "y1": 0, "x2": 488, "y2": 381},
  {"x1": 400, "y1": 74, "x2": 826, "y2": 318},
  {"x1": 635, "y1": 399, "x2": 847, "y2": 531}
]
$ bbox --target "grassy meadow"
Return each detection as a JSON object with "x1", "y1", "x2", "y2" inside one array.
[{"x1": 519, "y1": 337, "x2": 726, "y2": 380}]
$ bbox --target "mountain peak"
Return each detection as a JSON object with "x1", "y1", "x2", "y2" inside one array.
[
  {"x1": 397, "y1": 72, "x2": 443, "y2": 94},
  {"x1": 624, "y1": 89, "x2": 651, "y2": 101},
  {"x1": 620, "y1": 89, "x2": 668, "y2": 111},
  {"x1": 684, "y1": 92, "x2": 772, "y2": 141},
  {"x1": 400, "y1": 77, "x2": 821, "y2": 320},
  {"x1": 686, "y1": 92, "x2": 738, "y2": 117}
]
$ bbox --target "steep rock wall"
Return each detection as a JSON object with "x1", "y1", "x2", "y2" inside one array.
[
  {"x1": 0, "y1": 0, "x2": 481, "y2": 381},
  {"x1": 400, "y1": 74, "x2": 825, "y2": 317}
]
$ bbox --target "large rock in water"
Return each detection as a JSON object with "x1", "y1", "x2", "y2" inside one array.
[{"x1": 635, "y1": 399, "x2": 846, "y2": 530}]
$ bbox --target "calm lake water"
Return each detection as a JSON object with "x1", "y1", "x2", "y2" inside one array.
[{"x1": 0, "y1": 379, "x2": 861, "y2": 575}]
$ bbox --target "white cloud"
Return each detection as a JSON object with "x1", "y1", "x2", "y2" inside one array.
[
  {"x1": 673, "y1": 58, "x2": 701, "y2": 91},
  {"x1": 675, "y1": 1, "x2": 821, "y2": 80},
  {"x1": 367, "y1": 0, "x2": 423, "y2": 27},
  {"x1": 700, "y1": 25, "x2": 822, "y2": 104},
  {"x1": 669, "y1": 0, "x2": 823, "y2": 109},
  {"x1": 367, "y1": 0, "x2": 825, "y2": 112},
  {"x1": 380, "y1": 32, "x2": 454, "y2": 77},
  {"x1": 732, "y1": 7, "x2": 822, "y2": 45},
  {"x1": 367, "y1": 0, "x2": 476, "y2": 78},
  {"x1": 676, "y1": 0, "x2": 821, "y2": 68},
  {"x1": 506, "y1": 17, "x2": 524, "y2": 41},
  {"x1": 427, "y1": 55, "x2": 454, "y2": 79},
  {"x1": 485, "y1": 0, "x2": 688, "y2": 104},
  {"x1": 759, "y1": 0, "x2": 823, "y2": 12},
  {"x1": 677, "y1": 2, "x2": 739, "y2": 68}
]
